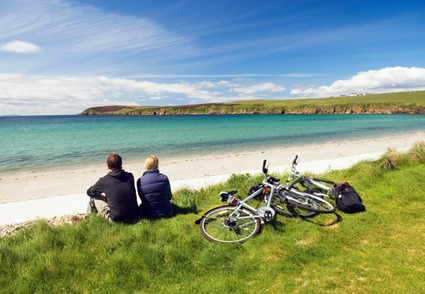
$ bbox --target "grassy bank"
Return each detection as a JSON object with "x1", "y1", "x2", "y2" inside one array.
[
  {"x1": 81, "y1": 90, "x2": 425, "y2": 115},
  {"x1": 1, "y1": 142, "x2": 425, "y2": 293}
]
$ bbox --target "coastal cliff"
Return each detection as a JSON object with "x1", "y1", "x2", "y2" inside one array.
[{"x1": 81, "y1": 91, "x2": 425, "y2": 115}]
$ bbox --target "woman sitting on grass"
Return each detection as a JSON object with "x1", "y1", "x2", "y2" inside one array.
[{"x1": 137, "y1": 155, "x2": 173, "y2": 219}]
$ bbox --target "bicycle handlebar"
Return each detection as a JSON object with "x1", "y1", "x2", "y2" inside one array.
[
  {"x1": 262, "y1": 159, "x2": 268, "y2": 174},
  {"x1": 262, "y1": 159, "x2": 279, "y2": 185},
  {"x1": 286, "y1": 155, "x2": 299, "y2": 182},
  {"x1": 292, "y1": 155, "x2": 298, "y2": 166}
]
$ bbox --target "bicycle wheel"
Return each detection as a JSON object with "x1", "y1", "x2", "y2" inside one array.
[
  {"x1": 200, "y1": 205, "x2": 261, "y2": 243},
  {"x1": 285, "y1": 189, "x2": 336, "y2": 214},
  {"x1": 272, "y1": 191, "x2": 317, "y2": 218}
]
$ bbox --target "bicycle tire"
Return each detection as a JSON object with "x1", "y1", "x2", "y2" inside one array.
[
  {"x1": 200, "y1": 205, "x2": 261, "y2": 243},
  {"x1": 285, "y1": 189, "x2": 336, "y2": 214},
  {"x1": 272, "y1": 191, "x2": 317, "y2": 218}
]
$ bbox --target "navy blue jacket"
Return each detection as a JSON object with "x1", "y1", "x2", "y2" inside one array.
[
  {"x1": 87, "y1": 169, "x2": 140, "y2": 223},
  {"x1": 137, "y1": 169, "x2": 173, "y2": 218}
]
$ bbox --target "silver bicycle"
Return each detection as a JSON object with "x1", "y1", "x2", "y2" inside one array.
[
  {"x1": 287, "y1": 155, "x2": 336, "y2": 199},
  {"x1": 271, "y1": 155, "x2": 336, "y2": 217},
  {"x1": 198, "y1": 160, "x2": 279, "y2": 243}
]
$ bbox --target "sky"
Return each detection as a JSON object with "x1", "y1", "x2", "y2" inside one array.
[{"x1": 1, "y1": 0, "x2": 425, "y2": 115}]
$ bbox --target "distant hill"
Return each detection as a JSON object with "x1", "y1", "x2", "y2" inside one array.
[{"x1": 81, "y1": 91, "x2": 425, "y2": 115}]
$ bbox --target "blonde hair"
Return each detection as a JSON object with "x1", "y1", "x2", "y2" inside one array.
[{"x1": 144, "y1": 155, "x2": 159, "y2": 170}]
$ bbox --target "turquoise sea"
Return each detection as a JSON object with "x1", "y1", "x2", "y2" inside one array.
[{"x1": 1, "y1": 114, "x2": 424, "y2": 172}]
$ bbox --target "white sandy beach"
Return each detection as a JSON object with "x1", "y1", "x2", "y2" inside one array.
[{"x1": 0, "y1": 132, "x2": 423, "y2": 227}]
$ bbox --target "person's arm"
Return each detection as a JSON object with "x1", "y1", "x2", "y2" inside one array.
[
  {"x1": 87, "y1": 178, "x2": 105, "y2": 200},
  {"x1": 136, "y1": 178, "x2": 144, "y2": 200},
  {"x1": 166, "y1": 178, "x2": 172, "y2": 200}
]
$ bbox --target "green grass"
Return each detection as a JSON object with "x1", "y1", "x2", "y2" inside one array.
[
  {"x1": 81, "y1": 90, "x2": 425, "y2": 115},
  {"x1": 1, "y1": 142, "x2": 425, "y2": 293}
]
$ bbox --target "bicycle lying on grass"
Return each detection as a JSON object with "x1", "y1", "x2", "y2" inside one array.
[
  {"x1": 270, "y1": 156, "x2": 336, "y2": 218},
  {"x1": 286, "y1": 155, "x2": 367, "y2": 214},
  {"x1": 197, "y1": 160, "x2": 335, "y2": 243},
  {"x1": 286, "y1": 155, "x2": 336, "y2": 199}
]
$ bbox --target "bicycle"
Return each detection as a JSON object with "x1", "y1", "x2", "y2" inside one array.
[
  {"x1": 286, "y1": 155, "x2": 336, "y2": 199},
  {"x1": 198, "y1": 160, "x2": 279, "y2": 243},
  {"x1": 269, "y1": 156, "x2": 336, "y2": 217},
  {"x1": 198, "y1": 160, "x2": 335, "y2": 243}
]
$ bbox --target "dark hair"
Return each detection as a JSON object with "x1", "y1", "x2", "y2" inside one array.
[{"x1": 106, "y1": 153, "x2": 122, "y2": 170}]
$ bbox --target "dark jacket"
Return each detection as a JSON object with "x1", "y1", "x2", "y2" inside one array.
[
  {"x1": 137, "y1": 169, "x2": 173, "y2": 218},
  {"x1": 87, "y1": 169, "x2": 140, "y2": 223}
]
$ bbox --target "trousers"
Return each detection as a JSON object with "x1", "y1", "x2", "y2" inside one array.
[{"x1": 86, "y1": 197, "x2": 111, "y2": 221}]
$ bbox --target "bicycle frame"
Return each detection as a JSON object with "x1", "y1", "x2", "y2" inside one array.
[
  {"x1": 286, "y1": 155, "x2": 335, "y2": 198},
  {"x1": 306, "y1": 178, "x2": 334, "y2": 197},
  {"x1": 231, "y1": 183, "x2": 277, "y2": 222},
  {"x1": 223, "y1": 160, "x2": 280, "y2": 222}
]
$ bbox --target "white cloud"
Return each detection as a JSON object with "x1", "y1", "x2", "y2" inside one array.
[
  {"x1": 0, "y1": 0, "x2": 192, "y2": 55},
  {"x1": 290, "y1": 67, "x2": 425, "y2": 96},
  {"x1": 0, "y1": 72, "x2": 290, "y2": 115},
  {"x1": 1, "y1": 66, "x2": 423, "y2": 115},
  {"x1": 0, "y1": 73, "x2": 239, "y2": 115},
  {"x1": 0, "y1": 40, "x2": 42, "y2": 54},
  {"x1": 234, "y1": 83, "x2": 285, "y2": 95}
]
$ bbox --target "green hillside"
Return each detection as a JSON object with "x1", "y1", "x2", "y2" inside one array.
[{"x1": 81, "y1": 91, "x2": 425, "y2": 115}]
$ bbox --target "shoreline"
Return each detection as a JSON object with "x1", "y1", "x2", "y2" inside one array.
[{"x1": 0, "y1": 132, "x2": 423, "y2": 227}]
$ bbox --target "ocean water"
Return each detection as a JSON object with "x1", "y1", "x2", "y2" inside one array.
[{"x1": 1, "y1": 114, "x2": 424, "y2": 172}]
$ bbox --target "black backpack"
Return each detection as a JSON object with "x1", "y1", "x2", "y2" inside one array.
[{"x1": 333, "y1": 183, "x2": 366, "y2": 213}]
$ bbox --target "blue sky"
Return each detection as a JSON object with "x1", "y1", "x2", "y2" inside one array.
[{"x1": 1, "y1": 0, "x2": 425, "y2": 115}]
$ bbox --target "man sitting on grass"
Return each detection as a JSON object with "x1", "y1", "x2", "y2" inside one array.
[{"x1": 86, "y1": 153, "x2": 140, "y2": 223}]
